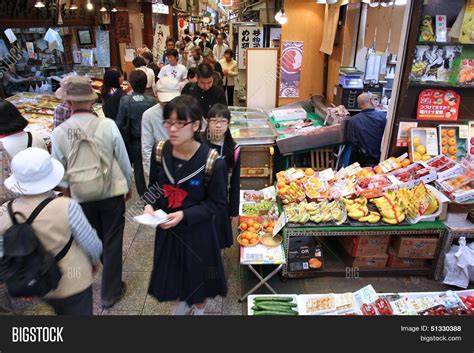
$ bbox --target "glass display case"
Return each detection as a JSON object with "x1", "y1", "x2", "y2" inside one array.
[{"x1": 229, "y1": 107, "x2": 277, "y2": 146}]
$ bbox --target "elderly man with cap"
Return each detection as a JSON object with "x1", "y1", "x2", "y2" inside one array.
[
  {"x1": 51, "y1": 76, "x2": 132, "y2": 310},
  {"x1": 141, "y1": 77, "x2": 181, "y2": 175},
  {"x1": 0, "y1": 148, "x2": 102, "y2": 315},
  {"x1": 346, "y1": 92, "x2": 387, "y2": 167}
]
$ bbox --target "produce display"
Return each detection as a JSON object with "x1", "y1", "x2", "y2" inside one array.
[
  {"x1": 247, "y1": 288, "x2": 473, "y2": 316},
  {"x1": 439, "y1": 125, "x2": 468, "y2": 161},
  {"x1": 284, "y1": 200, "x2": 346, "y2": 225},
  {"x1": 237, "y1": 232, "x2": 260, "y2": 246}
]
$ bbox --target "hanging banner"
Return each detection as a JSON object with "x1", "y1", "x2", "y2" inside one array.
[
  {"x1": 26, "y1": 42, "x2": 35, "y2": 59},
  {"x1": 238, "y1": 26, "x2": 263, "y2": 69},
  {"x1": 279, "y1": 41, "x2": 304, "y2": 98},
  {"x1": 152, "y1": 24, "x2": 170, "y2": 63},
  {"x1": 116, "y1": 11, "x2": 131, "y2": 43},
  {"x1": 96, "y1": 30, "x2": 110, "y2": 68}
]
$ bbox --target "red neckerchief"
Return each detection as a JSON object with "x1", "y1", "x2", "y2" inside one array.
[{"x1": 163, "y1": 184, "x2": 188, "y2": 209}]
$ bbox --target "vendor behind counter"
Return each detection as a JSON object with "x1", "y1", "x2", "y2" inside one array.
[
  {"x1": 1, "y1": 63, "x2": 32, "y2": 97},
  {"x1": 345, "y1": 92, "x2": 387, "y2": 167}
]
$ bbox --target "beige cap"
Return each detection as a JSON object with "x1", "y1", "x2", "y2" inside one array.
[{"x1": 55, "y1": 76, "x2": 98, "y2": 101}]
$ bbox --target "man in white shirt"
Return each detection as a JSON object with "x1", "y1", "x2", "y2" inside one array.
[
  {"x1": 213, "y1": 34, "x2": 228, "y2": 62},
  {"x1": 133, "y1": 56, "x2": 156, "y2": 97},
  {"x1": 158, "y1": 49, "x2": 187, "y2": 82},
  {"x1": 142, "y1": 77, "x2": 180, "y2": 174}
]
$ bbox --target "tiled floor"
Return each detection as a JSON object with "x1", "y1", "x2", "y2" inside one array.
[{"x1": 10, "y1": 194, "x2": 473, "y2": 316}]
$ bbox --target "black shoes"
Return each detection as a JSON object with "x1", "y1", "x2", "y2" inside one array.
[{"x1": 102, "y1": 281, "x2": 127, "y2": 310}]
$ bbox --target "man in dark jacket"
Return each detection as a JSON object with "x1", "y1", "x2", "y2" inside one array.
[
  {"x1": 181, "y1": 63, "x2": 227, "y2": 117},
  {"x1": 116, "y1": 70, "x2": 156, "y2": 196},
  {"x1": 346, "y1": 93, "x2": 387, "y2": 167}
]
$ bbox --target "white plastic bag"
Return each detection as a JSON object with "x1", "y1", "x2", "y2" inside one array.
[{"x1": 443, "y1": 237, "x2": 474, "y2": 288}]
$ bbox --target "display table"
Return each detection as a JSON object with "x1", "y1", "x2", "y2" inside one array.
[
  {"x1": 281, "y1": 221, "x2": 447, "y2": 279},
  {"x1": 239, "y1": 244, "x2": 286, "y2": 302}
]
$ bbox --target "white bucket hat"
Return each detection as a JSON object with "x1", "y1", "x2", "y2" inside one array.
[
  {"x1": 4, "y1": 148, "x2": 65, "y2": 196},
  {"x1": 155, "y1": 76, "x2": 181, "y2": 103}
]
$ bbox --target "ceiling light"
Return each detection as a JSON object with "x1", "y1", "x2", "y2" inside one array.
[
  {"x1": 34, "y1": 1, "x2": 45, "y2": 8},
  {"x1": 70, "y1": 4, "x2": 78, "y2": 10},
  {"x1": 111, "y1": 7, "x2": 118, "y2": 12},
  {"x1": 86, "y1": 1, "x2": 93, "y2": 10},
  {"x1": 395, "y1": 0, "x2": 407, "y2": 4},
  {"x1": 100, "y1": 6, "x2": 107, "y2": 12},
  {"x1": 275, "y1": 9, "x2": 288, "y2": 25}
]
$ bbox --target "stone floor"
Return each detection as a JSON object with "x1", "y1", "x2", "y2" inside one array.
[{"x1": 12, "y1": 192, "x2": 474, "y2": 316}]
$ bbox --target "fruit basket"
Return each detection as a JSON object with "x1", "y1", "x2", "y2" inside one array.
[{"x1": 237, "y1": 232, "x2": 260, "y2": 247}]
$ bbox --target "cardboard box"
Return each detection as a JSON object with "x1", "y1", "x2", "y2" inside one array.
[
  {"x1": 288, "y1": 236, "x2": 324, "y2": 272},
  {"x1": 347, "y1": 254, "x2": 388, "y2": 269},
  {"x1": 387, "y1": 248, "x2": 429, "y2": 268},
  {"x1": 392, "y1": 236, "x2": 439, "y2": 259},
  {"x1": 408, "y1": 127, "x2": 439, "y2": 162},
  {"x1": 338, "y1": 235, "x2": 391, "y2": 257},
  {"x1": 387, "y1": 162, "x2": 437, "y2": 189}
]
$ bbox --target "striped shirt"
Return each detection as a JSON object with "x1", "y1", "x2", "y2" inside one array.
[{"x1": 68, "y1": 198, "x2": 102, "y2": 264}]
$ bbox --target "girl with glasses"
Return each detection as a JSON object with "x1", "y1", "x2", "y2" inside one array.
[
  {"x1": 201, "y1": 104, "x2": 240, "y2": 250},
  {"x1": 145, "y1": 95, "x2": 228, "y2": 315}
]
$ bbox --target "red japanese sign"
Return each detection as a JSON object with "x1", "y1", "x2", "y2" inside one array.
[{"x1": 417, "y1": 89, "x2": 460, "y2": 121}]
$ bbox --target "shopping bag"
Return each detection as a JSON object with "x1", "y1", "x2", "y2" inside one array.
[{"x1": 443, "y1": 237, "x2": 474, "y2": 288}]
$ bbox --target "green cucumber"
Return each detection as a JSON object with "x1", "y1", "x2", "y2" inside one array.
[
  {"x1": 253, "y1": 310, "x2": 298, "y2": 316},
  {"x1": 253, "y1": 296, "x2": 293, "y2": 303},
  {"x1": 255, "y1": 304, "x2": 298, "y2": 314},
  {"x1": 254, "y1": 301, "x2": 297, "y2": 308}
]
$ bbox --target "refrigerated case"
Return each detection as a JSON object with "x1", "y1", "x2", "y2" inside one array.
[{"x1": 229, "y1": 107, "x2": 277, "y2": 189}]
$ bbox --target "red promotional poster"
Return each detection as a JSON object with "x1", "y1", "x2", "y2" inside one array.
[{"x1": 416, "y1": 89, "x2": 460, "y2": 121}]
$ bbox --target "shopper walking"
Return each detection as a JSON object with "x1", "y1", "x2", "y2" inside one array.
[
  {"x1": 142, "y1": 76, "x2": 180, "y2": 175},
  {"x1": 116, "y1": 70, "x2": 156, "y2": 197},
  {"x1": 158, "y1": 49, "x2": 188, "y2": 82},
  {"x1": 145, "y1": 95, "x2": 228, "y2": 315},
  {"x1": 202, "y1": 49, "x2": 224, "y2": 88},
  {"x1": 51, "y1": 76, "x2": 132, "y2": 310},
  {"x1": 182, "y1": 63, "x2": 227, "y2": 116},
  {"x1": 142, "y1": 51, "x2": 160, "y2": 83},
  {"x1": 133, "y1": 56, "x2": 156, "y2": 97},
  {"x1": 213, "y1": 34, "x2": 228, "y2": 62},
  {"x1": 219, "y1": 49, "x2": 238, "y2": 106},
  {"x1": 159, "y1": 38, "x2": 177, "y2": 68},
  {"x1": 201, "y1": 104, "x2": 240, "y2": 249},
  {"x1": 186, "y1": 46, "x2": 204, "y2": 69},
  {"x1": 101, "y1": 68, "x2": 126, "y2": 122}
]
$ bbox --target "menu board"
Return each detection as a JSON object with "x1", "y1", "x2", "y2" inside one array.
[{"x1": 416, "y1": 89, "x2": 460, "y2": 121}]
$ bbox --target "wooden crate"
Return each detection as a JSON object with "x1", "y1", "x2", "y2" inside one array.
[{"x1": 239, "y1": 145, "x2": 274, "y2": 189}]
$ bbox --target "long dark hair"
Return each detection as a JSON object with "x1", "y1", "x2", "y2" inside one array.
[
  {"x1": 203, "y1": 103, "x2": 236, "y2": 170},
  {"x1": 101, "y1": 68, "x2": 123, "y2": 102},
  {"x1": 163, "y1": 95, "x2": 202, "y2": 140},
  {"x1": 0, "y1": 99, "x2": 28, "y2": 135}
]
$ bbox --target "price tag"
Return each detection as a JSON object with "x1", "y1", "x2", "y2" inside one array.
[
  {"x1": 318, "y1": 168, "x2": 335, "y2": 182},
  {"x1": 261, "y1": 186, "x2": 276, "y2": 200},
  {"x1": 459, "y1": 125, "x2": 469, "y2": 139},
  {"x1": 345, "y1": 162, "x2": 362, "y2": 176},
  {"x1": 425, "y1": 129, "x2": 439, "y2": 155},
  {"x1": 273, "y1": 212, "x2": 287, "y2": 237}
]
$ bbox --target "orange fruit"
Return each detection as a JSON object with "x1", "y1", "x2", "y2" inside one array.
[
  {"x1": 251, "y1": 233, "x2": 258, "y2": 240},
  {"x1": 245, "y1": 233, "x2": 253, "y2": 240},
  {"x1": 450, "y1": 155, "x2": 458, "y2": 161},
  {"x1": 247, "y1": 226, "x2": 255, "y2": 232},
  {"x1": 277, "y1": 181, "x2": 286, "y2": 189},
  {"x1": 441, "y1": 137, "x2": 448, "y2": 146},
  {"x1": 447, "y1": 129, "x2": 456, "y2": 137},
  {"x1": 374, "y1": 166, "x2": 383, "y2": 174},
  {"x1": 240, "y1": 223, "x2": 248, "y2": 231},
  {"x1": 253, "y1": 222, "x2": 261, "y2": 230},
  {"x1": 401, "y1": 159, "x2": 411, "y2": 167},
  {"x1": 442, "y1": 146, "x2": 448, "y2": 154},
  {"x1": 441, "y1": 129, "x2": 448, "y2": 137},
  {"x1": 266, "y1": 226, "x2": 273, "y2": 233},
  {"x1": 250, "y1": 238, "x2": 258, "y2": 244},
  {"x1": 448, "y1": 146, "x2": 458, "y2": 155},
  {"x1": 241, "y1": 238, "x2": 249, "y2": 245},
  {"x1": 448, "y1": 138, "x2": 456, "y2": 146},
  {"x1": 247, "y1": 219, "x2": 254, "y2": 227},
  {"x1": 305, "y1": 168, "x2": 314, "y2": 176}
]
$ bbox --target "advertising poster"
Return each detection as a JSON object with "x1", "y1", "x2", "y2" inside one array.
[
  {"x1": 417, "y1": 89, "x2": 460, "y2": 121},
  {"x1": 152, "y1": 24, "x2": 170, "y2": 63},
  {"x1": 95, "y1": 30, "x2": 110, "y2": 68},
  {"x1": 279, "y1": 41, "x2": 303, "y2": 98}
]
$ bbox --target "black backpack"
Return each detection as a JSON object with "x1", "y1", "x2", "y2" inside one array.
[{"x1": 0, "y1": 198, "x2": 73, "y2": 298}]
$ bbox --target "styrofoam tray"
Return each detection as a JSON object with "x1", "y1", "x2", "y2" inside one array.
[
  {"x1": 247, "y1": 294, "x2": 299, "y2": 316},
  {"x1": 297, "y1": 294, "x2": 336, "y2": 315}
]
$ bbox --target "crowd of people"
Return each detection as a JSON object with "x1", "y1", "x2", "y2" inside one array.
[{"x1": 0, "y1": 27, "x2": 241, "y2": 316}]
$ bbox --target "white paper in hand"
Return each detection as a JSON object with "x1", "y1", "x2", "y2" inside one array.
[{"x1": 133, "y1": 210, "x2": 169, "y2": 227}]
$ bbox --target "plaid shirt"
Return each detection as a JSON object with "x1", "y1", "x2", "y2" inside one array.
[{"x1": 53, "y1": 102, "x2": 72, "y2": 129}]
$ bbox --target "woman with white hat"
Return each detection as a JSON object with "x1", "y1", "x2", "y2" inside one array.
[{"x1": 0, "y1": 148, "x2": 103, "y2": 315}]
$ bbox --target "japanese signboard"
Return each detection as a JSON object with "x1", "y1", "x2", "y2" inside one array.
[
  {"x1": 416, "y1": 89, "x2": 460, "y2": 121},
  {"x1": 116, "y1": 11, "x2": 130, "y2": 44},
  {"x1": 238, "y1": 26, "x2": 263, "y2": 69},
  {"x1": 152, "y1": 24, "x2": 170, "y2": 63},
  {"x1": 96, "y1": 30, "x2": 110, "y2": 68}
]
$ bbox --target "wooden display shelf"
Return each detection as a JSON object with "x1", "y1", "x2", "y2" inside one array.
[
  {"x1": 416, "y1": 41, "x2": 474, "y2": 46},
  {"x1": 281, "y1": 221, "x2": 446, "y2": 279},
  {"x1": 408, "y1": 82, "x2": 474, "y2": 89}
]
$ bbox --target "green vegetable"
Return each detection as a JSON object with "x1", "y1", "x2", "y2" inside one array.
[
  {"x1": 242, "y1": 204, "x2": 258, "y2": 215},
  {"x1": 253, "y1": 310, "x2": 298, "y2": 316},
  {"x1": 256, "y1": 200, "x2": 273, "y2": 211},
  {"x1": 253, "y1": 296, "x2": 293, "y2": 302},
  {"x1": 255, "y1": 303, "x2": 298, "y2": 313},
  {"x1": 254, "y1": 301, "x2": 297, "y2": 308}
]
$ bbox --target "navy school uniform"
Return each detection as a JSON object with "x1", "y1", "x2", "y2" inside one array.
[
  {"x1": 208, "y1": 142, "x2": 241, "y2": 249},
  {"x1": 147, "y1": 141, "x2": 228, "y2": 305}
]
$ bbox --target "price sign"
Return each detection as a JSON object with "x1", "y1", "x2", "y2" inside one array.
[{"x1": 417, "y1": 89, "x2": 460, "y2": 121}]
